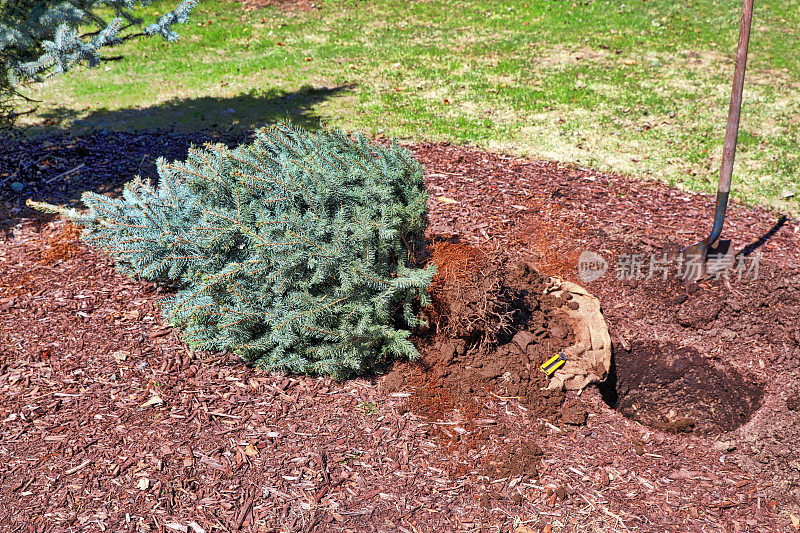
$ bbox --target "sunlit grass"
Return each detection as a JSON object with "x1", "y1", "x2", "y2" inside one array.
[{"x1": 19, "y1": 0, "x2": 800, "y2": 214}]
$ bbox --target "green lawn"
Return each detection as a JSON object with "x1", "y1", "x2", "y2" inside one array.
[{"x1": 20, "y1": 0, "x2": 800, "y2": 215}]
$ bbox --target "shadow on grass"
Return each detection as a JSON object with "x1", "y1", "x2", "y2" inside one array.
[
  {"x1": 0, "y1": 84, "x2": 353, "y2": 233},
  {"x1": 32, "y1": 85, "x2": 352, "y2": 134}
]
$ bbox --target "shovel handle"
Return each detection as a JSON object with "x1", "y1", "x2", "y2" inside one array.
[{"x1": 711, "y1": 0, "x2": 754, "y2": 244}]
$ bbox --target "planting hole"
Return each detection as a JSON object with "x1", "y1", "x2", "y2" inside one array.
[{"x1": 600, "y1": 341, "x2": 764, "y2": 434}]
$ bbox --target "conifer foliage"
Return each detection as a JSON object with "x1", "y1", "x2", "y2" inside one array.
[
  {"x1": 29, "y1": 123, "x2": 435, "y2": 378},
  {"x1": 0, "y1": 0, "x2": 197, "y2": 127}
]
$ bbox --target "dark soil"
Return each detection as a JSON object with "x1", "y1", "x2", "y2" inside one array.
[
  {"x1": 386, "y1": 241, "x2": 576, "y2": 419},
  {"x1": 382, "y1": 241, "x2": 584, "y2": 480},
  {"x1": 606, "y1": 341, "x2": 764, "y2": 435},
  {"x1": 2, "y1": 130, "x2": 800, "y2": 531}
]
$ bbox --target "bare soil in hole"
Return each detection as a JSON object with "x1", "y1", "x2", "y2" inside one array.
[
  {"x1": 606, "y1": 341, "x2": 764, "y2": 435},
  {"x1": 3, "y1": 131, "x2": 800, "y2": 531}
]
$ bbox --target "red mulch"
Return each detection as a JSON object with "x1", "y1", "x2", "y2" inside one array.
[{"x1": 1, "y1": 133, "x2": 800, "y2": 532}]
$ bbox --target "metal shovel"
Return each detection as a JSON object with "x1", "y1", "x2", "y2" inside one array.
[{"x1": 680, "y1": 0, "x2": 754, "y2": 282}]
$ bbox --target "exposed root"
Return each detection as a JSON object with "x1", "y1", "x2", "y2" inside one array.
[{"x1": 425, "y1": 240, "x2": 516, "y2": 351}]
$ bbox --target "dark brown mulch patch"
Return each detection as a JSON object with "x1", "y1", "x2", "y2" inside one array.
[
  {"x1": 2, "y1": 132, "x2": 800, "y2": 532},
  {"x1": 0, "y1": 129, "x2": 246, "y2": 234}
]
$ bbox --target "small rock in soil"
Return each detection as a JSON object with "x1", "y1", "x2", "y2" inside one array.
[
  {"x1": 671, "y1": 293, "x2": 689, "y2": 306},
  {"x1": 479, "y1": 493, "x2": 491, "y2": 508},
  {"x1": 631, "y1": 439, "x2": 645, "y2": 455}
]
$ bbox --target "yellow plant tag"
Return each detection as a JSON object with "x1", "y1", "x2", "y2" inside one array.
[{"x1": 540, "y1": 352, "x2": 566, "y2": 376}]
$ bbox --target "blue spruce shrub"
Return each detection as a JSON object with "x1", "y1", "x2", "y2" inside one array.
[{"x1": 29, "y1": 123, "x2": 435, "y2": 378}]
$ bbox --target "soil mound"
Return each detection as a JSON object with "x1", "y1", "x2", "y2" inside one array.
[{"x1": 386, "y1": 240, "x2": 584, "y2": 423}]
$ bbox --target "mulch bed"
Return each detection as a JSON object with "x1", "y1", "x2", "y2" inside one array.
[
  {"x1": 0, "y1": 129, "x2": 247, "y2": 235},
  {"x1": 2, "y1": 129, "x2": 800, "y2": 532}
]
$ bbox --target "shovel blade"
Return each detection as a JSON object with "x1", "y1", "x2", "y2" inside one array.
[
  {"x1": 679, "y1": 239, "x2": 733, "y2": 283},
  {"x1": 679, "y1": 240, "x2": 710, "y2": 283},
  {"x1": 706, "y1": 239, "x2": 734, "y2": 277}
]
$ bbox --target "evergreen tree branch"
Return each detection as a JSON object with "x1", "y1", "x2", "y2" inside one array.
[{"x1": 28, "y1": 122, "x2": 432, "y2": 378}]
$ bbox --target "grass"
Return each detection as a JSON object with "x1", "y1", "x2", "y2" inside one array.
[{"x1": 18, "y1": 0, "x2": 800, "y2": 215}]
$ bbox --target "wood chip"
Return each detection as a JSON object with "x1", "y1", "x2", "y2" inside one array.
[{"x1": 64, "y1": 460, "x2": 91, "y2": 476}]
